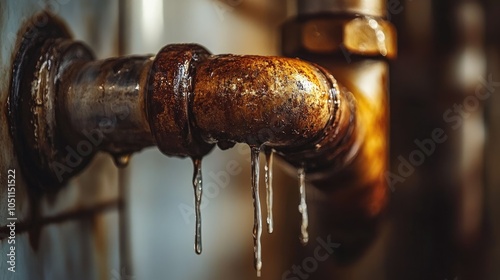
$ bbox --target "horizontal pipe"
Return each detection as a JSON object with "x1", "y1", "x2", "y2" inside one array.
[
  {"x1": 192, "y1": 55, "x2": 337, "y2": 147},
  {"x1": 60, "y1": 55, "x2": 156, "y2": 155},
  {"x1": 15, "y1": 40, "x2": 357, "y2": 188},
  {"x1": 57, "y1": 42, "x2": 358, "y2": 173},
  {"x1": 147, "y1": 44, "x2": 357, "y2": 170},
  {"x1": 54, "y1": 43, "x2": 359, "y2": 172}
]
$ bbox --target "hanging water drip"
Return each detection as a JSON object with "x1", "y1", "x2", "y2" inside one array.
[
  {"x1": 264, "y1": 148, "x2": 274, "y2": 234},
  {"x1": 250, "y1": 146, "x2": 263, "y2": 277},
  {"x1": 113, "y1": 153, "x2": 132, "y2": 168},
  {"x1": 191, "y1": 158, "x2": 203, "y2": 255},
  {"x1": 298, "y1": 167, "x2": 309, "y2": 245}
]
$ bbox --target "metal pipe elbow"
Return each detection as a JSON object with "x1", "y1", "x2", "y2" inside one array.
[{"x1": 148, "y1": 44, "x2": 355, "y2": 169}]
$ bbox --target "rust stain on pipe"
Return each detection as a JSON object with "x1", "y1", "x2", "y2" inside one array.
[
  {"x1": 11, "y1": 38, "x2": 355, "y2": 189},
  {"x1": 193, "y1": 55, "x2": 334, "y2": 147},
  {"x1": 148, "y1": 44, "x2": 351, "y2": 162},
  {"x1": 147, "y1": 44, "x2": 214, "y2": 158}
]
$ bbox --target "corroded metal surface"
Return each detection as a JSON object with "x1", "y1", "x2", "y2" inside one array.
[
  {"x1": 147, "y1": 44, "x2": 214, "y2": 158},
  {"x1": 281, "y1": 14, "x2": 395, "y2": 218},
  {"x1": 9, "y1": 20, "x2": 155, "y2": 189},
  {"x1": 7, "y1": 13, "x2": 88, "y2": 190},
  {"x1": 61, "y1": 55, "x2": 156, "y2": 154},
  {"x1": 12, "y1": 39, "x2": 357, "y2": 193},
  {"x1": 147, "y1": 44, "x2": 352, "y2": 160},
  {"x1": 280, "y1": 12, "x2": 394, "y2": 267},
  {"x1": 192, "y1": 55, "x2": 336, "y2": 148},
  {"x1": 1, "y1": 3, "x2": 121, "y2": 280}
]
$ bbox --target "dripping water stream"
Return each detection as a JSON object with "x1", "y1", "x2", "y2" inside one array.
[
  {"x1": 191, "y1": 158, "x2": 203, "y2": 255},
  {"x1": 298, "y1": 167, "x2": 309, "y2": 245},
  {"x1": 113, "y1": 153, "x2": 131, "y2": 168},
  {"x1": 250, "y1": 146, "x2": 263, "y2": 277},
  {"x1": 264, "y1": 149, "x2": 274, "y2": 234}
]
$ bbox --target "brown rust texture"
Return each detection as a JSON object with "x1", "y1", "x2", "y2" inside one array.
[
  {"x1": 312, "y1": 61, "x2": 389, "y2": 219},
  {"x1": 279, "y1": 83, "x2": 356, "y2": 173},
  {"x1": 147, "y1": 44, "x2": 215, "y2": 158},
  {"x1": 7, "y1": 13, "x2": 85, "y2": 190},
  {"x1": 148, "y1": 44, "x2": 340, "y2": 158},
  {"x1": 281, "y1": 14, "x2": 394, "y2": 220},
  {"x1": 192, "y1": 55, "x2": 334, "y2": 148}
]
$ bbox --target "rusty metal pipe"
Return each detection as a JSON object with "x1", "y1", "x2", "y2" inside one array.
[
  {"x1": 147, "y1": 44, "x2": 355, "y2": 164},
  {"x1": 10, "y1": 38, "x2": 357, "y2": 189},
  {"x1": 60, "y1": 54, "x2": 156, "y2": 154},
  {"x1": 146, "y1": 44, "x2": 357, "y2": 173},
  {"x1": 193, "y1": 55, "x2": 338, "y2": 147},
  {"x1": 57, "y1": 41, "x2": 358, "y2": 177},
  {"x1": 58, "y1": 44, "x2": 354, "y2": 165}
]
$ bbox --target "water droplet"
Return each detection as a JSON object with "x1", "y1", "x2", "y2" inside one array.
[
  {"x1": 264, "y1": 149, "x2": 274, "y2": 234},
  {"x1": 298, "y1": 167, "x2": 309, "y2": 245},
  {"x1": 250, "y1": 146, "x2": 263, "y2": 277},
  {"x1": 113, "y1": 154, "x2": 131, "y2": 168},
  {"x1": 192, "y1": 158, "x2": 203, "y2": 255}
]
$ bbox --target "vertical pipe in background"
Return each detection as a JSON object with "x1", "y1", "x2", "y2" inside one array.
[{"x1": 281, "y1": 1, "x2": 395, "y2": 278}]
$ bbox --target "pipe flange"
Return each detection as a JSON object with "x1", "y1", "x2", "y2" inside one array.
[
  {"x1": 147, "y1": 44, "x2": 215, "y2": 158},
  {"x1": 8, "y1": 12, "x2": 95, "y2": 191}
]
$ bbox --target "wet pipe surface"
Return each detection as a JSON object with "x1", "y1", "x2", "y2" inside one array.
[
  {"x1": 146, "y1": 44, "x2": 358, "y2": 276},
  {"x1": 9, "y1": 16, "x2": 362, "y2": 277}
]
